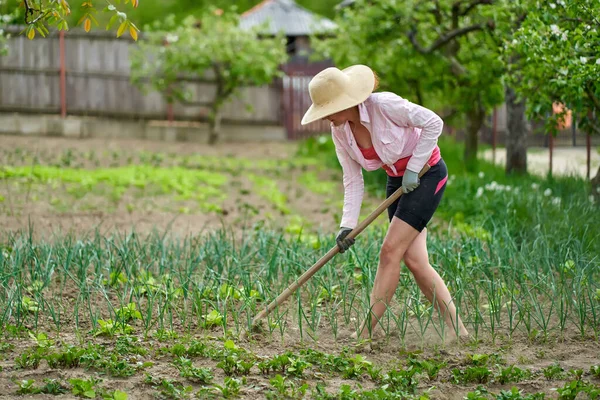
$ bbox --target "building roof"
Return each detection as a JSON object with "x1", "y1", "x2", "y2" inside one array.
[{"x1": 240, "y1": 0, "x2": 337, "y2": 36}]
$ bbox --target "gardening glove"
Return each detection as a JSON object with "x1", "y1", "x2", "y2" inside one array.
[
  {"x1": 401, "y1": 170, "x2": 420, "y2": 193},
  {"x1": 336, "y1": 227, "x2": 355, "y2": 253}
]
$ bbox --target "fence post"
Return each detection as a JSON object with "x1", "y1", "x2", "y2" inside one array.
[{"x1": 59, "y1": 30, "x2": 67, "y2": 118}]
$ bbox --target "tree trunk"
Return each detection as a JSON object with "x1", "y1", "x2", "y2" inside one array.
[
  {"x1": 505, "y1": 85, "x2": 528, "y2": 175},
  {"x1": 208, "y1": 107, "x2": 222, "y2": 145},
  {"x1": 464, "y1": 105, "x2": 485, "y2": 171}
]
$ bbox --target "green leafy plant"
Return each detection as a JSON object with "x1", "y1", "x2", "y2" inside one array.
[
  {"x1": 69, "y1": 377, "x2": 101, "y2": 399},
  {"x1": 103, "y1": 390, "x2": 128, "y2": 400},
  {"x1": 267, "y1": 374, "x2": 309, "y2": 399},
  {"x1": 542, "y1": 363, "x2": 565, "y2": 380},
  {"x1": 115, "y1": 303, "x2": 142, "y2": 322},
  {"x1": 213, "y1": 377, "x2": 244, "y2": 399},
  {"x1": 21, "y1": 296, "x2": 39, "y2": 313},
  {"x1": 29, "y1": 332, "x2": 54, "y2": 348},
  {"x1": 452, "y1": 366, "x2": 492, "y2": 384},
  {"x1": 173, "y1": 357, "x2": 213, "y2": 384},
  {"x1": 494, "y1": 365, "x2": 532, "y2": 384},
  {"x1": 408, "y1": 357, "x2": 446, "y2": 380},
  {"x1": 93, "y1": 319, "x2": 133, "y2": 337},
  {"x1": 496, "y1": 387, "x2": 545, "y2": 400},
  {"x1": 202, "y1": 310, "x2": 224, "y2": 328}
]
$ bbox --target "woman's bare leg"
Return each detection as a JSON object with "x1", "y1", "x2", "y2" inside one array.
[
  {"x1": 403, "y1": 228, "x2": 469, "y2": 337},
  {"x1": 354, "y1": 217, "x2": 420, "y2": 338}
]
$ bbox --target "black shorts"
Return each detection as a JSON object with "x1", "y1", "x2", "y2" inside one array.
[{"x1": 386, "y1": 159, "x2": 448, "y2": 232}]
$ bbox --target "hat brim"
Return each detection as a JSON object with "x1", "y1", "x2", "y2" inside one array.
[{"x1": 300, "y1": 65, "x2": 375, "y2": 126}]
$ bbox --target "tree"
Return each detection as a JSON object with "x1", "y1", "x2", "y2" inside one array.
[
  {"x1": 313, "y1": 0, "x2": 505, "y2": 170},
  {"x1": 509, "y1": 0, "x2": 600, "y2": 179},
  {"x1": 5, "y1": 0, "x2": 139, "y2": 40},
  {"x1": 130, "y1": 8, "x2": 288, "y2": 145},
  {"x1": 493, "y1": 0, "x2": 531, "y2": 175}
]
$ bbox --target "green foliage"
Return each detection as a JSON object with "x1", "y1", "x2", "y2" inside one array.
[
  {"x1": 16, "y1": 378, "x2": 68, "y2": 395},
  {"x1": 452, "y1": 366, "x2": 492, "y2": 384},
  {"x1": 173, "y1": 357, "x2": 214, "y2": 384},
  {"x1": 494, "y1": 365, "x2": 532, "y2": 384},
  {"x1": 115, "y1": 303, "x2": 142, "y2": 323},
  {"x1": 69, "y1": 377, "x2": 100, "y2": 399},
  {"x1": 93, "y1": 319, "x2": 134, "y2": 337},
  {"x1": 268, "y1": 374, "x2": 309, "y2": 399},
  {"x1": 8, "y1": 0, "x2": 139, "y2": 39},
  {"x1": 408, "y1": 357, "x2": 446, "y2": 381},
  {"x1": 496, "y1": 387, "x2": 546, "y2": 400},
  {"x1": 509, "y1": 0, "x2": 600, "y2": 137},
  {"x1": 556, "y1": 379, "x2": 600, "y2": 400},
  {"x1": 202, "y1": 310, "x2": 224, "y2": 328},
  {"x1": 542, "y1": 362, "x2": 565, "y2": 380},
  {"x1": 144, "y1": 374, "x2": 195, "y2": 399},
  {"x1": 312, "y1": 0, "x2": 504, "y2": 141}
]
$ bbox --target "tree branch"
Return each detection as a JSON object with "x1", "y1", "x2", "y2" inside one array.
[
  {"x1": 558, "y1": 17, "x2": 599, "y2": 27},
  {"x1": 24, "y1": 0, "x2": 49, "y2": 25},
  {"x1": 585, "y1": 82, "x2": 600, "y2": 112},
  {"x1": 459, "y1": 0, "x2": 494, "y2": 17},
  {"x1": 431, "y1": 0, "x2": 443, "y2": 25},
  {"x1": 408, "y1": 23, "x2": 485, "y2": 54}
]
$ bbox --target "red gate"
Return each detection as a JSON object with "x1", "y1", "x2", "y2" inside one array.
[{"x1": 281, "y1": 62, "x2": 333, "y2": 140}]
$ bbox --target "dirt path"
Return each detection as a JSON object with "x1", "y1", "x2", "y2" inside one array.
[{"x1": 482, "y1": 147, "x2": 600, "y2": 178}]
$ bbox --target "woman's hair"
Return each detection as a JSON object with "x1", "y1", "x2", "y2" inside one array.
[{"x1": 373, "y1": 71, "x2": 380, "y2": 91}]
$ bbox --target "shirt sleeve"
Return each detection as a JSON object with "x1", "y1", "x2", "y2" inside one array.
[
  {"x1": 332, "y1": 131, "x2": 364, "y2": 229},
  {"x1": 380, "y1": 95, "x2": 444, "y2": 173}
]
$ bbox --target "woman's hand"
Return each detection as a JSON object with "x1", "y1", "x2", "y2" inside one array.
[
  {"x1": 401, "y1": 170, "x2": 420, "y2": 193},
  {"x1": 336, "y1": 227, "x2": 355, "y2": 253}
]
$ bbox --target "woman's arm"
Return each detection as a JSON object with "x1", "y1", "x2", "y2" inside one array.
[
  {"x1": 332, "y1": 132, "x2": 364, "y2": 229},
  {"x1": 381, "y1": 95, "x2": 444, "y2": 174}
]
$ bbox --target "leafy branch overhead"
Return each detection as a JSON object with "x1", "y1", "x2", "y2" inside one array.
[
  {"x1": 19, "y1": 0, "x2": 139, "y2": 40},
  {"x1": 507, "y1": 0, "x2": 600, "y2": 136},
  {"x1": 130, "y1": 8, "x2": 288, "y2": 144},
  {"x1": 312, "y1": 0, "x2": 504, "y2": 169}
]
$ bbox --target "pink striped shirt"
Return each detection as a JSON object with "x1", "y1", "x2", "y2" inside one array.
[{"x1": 332, "y1": 92, "x2": 444, "y2": 229}]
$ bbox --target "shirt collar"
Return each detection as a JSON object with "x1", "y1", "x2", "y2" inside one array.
[{"x1": 358, "y1": 101, "x2": 371, "y2": 124}]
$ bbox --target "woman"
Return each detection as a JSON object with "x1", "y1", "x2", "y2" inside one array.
[{"x1": 301, "y1": 65, "x2": 469, "y2": 340}]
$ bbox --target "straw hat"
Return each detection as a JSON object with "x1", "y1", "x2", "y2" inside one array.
[{"x1": 301, "y1": 65, "x2": 375, "y2": 125}]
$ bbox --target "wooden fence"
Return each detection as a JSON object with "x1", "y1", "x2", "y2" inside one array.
[{"x1": 0, "y1": 27, "x2": 282, "y2": 124}]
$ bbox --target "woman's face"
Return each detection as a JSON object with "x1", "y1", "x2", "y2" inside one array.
[{"x1": 324, "y1": 108, "x2": 354, "y2": 127}]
